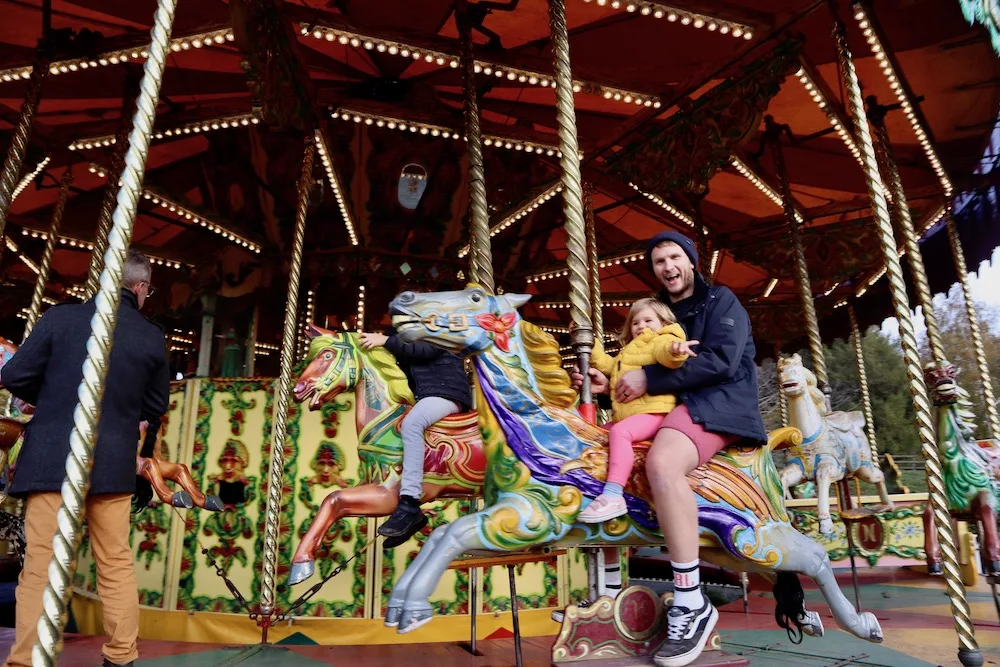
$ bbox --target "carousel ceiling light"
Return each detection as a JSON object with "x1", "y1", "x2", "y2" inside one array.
[
  {"x1": 579, "y1": 0, "x2": 754, "y2": 39},
  {"x1": 793, "y1": 64, "x2": 862, "y2": 166},
  {"x1": 314, "y1": 129, "x2": 360, "y2": 247},
  {"x1": 300, "y1": 23, "x2": 659, "y2": 107},
  {"x1": 709, "y1": 249, "x2": 720, "y2": 277},
  {"x1": 137, "y1": 186, "x2": 261, "y2": 253},
  {"x1": 457, "y1": 181, "x2": 564, "y2": 258},
  {"x1": 330, "y1": 107, "x2": 566, "y2": 159},
  {"x1": 822, "y1": 282, "x2": 840, "y2": 297},
  {"x1": 4, "y1": 237, "x2": 40, "y2": 274},
  {"x1": 18, "y1": 228, "x2": 189, "y2": 269},
  {"x1": 762, "y1": 277, "x2": 778, "y2": 298},
  {"x1": 851, "y1": 2, "x2": 952, "y2": 196},
  {"x1": 854, "y1": 205, "x2": 945, "y2": 297},
  {"x1": 627, "y1": 182, "x2": 696, "y2": 228},
  {"x1": 70, "y1": 112, "x2": 260, "y2": 151},
  {"x1": 729, "y1": 157, "x2": 804, "y2": 224},
  {"x1": 10, "y1": 155, "x2": 50, "y2": 202},
  {"x1": 525, "y1": 249, "x2": 645, "y2": 284},
  {"x1": 537, "y1": 297, "x2": 638, "y2": 310},
  {"x1": 356, "y1": 285, "x2": 366, "y2": 331},
  {"x1": 540, "y1": 324, "x2": 571, "y2": 335},
  {"x1": 0, "y1": 28, "x2": 234, "y2": 83}
]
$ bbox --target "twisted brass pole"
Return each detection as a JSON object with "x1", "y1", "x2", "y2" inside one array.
[
  {"x1": 848, "y1": 303, "x2": 880, "y2": 466},
  {"x1": 86, "y1": 78, "x2": 138, "y2": 298},
  {"x1": 769, "y1": 136, "x2": 829, "y2": 395},
  {"x1": 946, "y1": 215, "x2": 999, "y2": 438},
  {"x1": 868, "y1": 102, "x2": 947, "y2": 364},
  {"x1": 33, "y1": 1, "x2": 177, "y2": 663},
  {"x1": 23, "y1": 165, "x2": 73, "y2": 339},
  {"x1": 774, "y1": 346, "x2": 788, "y2": 428},
  {"x1": 0, "y1": 56, "x2": 47, "y2": 258},
  {"x1": 548, "y1": 0, "x2": 594, "y2": 406},
  {"x1": 832, "y1": 18, "x2": 980, "y2": 664},
  {"x1": 259, "y1": 137, "x2": 314, "y2": 619},
  {"x1": 457, "y1": 4, "x2": 494, "y2": 292},
  {"x1": 584, "y1": 183, "x2": 603, "y2": 342}
]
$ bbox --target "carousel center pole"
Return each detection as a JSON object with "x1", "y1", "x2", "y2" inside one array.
[
  {"x1": 457, "y1": 1, "x2": 494, "y2": 293},
  {"x1": 831, "y1": 13, "x2": 981, "y2": 666},
  {"x1": 23, "y1": 164, "x2": 73, "y2": 338},
  {"x1": 548, "y1": 0, "x2": 595, "y2": 422},
  {"x1": 946, "y1": 213, "x2": 1000, "y2": 438},
  {"x1": 258, "y1": 136, "x2": 315, "y2": 636},
  {"x1": 847, "y1": 303, "x2": 880, "y2": 466},
  {"x1": 32, "y1": 1, "x2": 177, "y2": 663},
  {"x1": 86, "y1": 72, "x2": 140, "y2": 298}
]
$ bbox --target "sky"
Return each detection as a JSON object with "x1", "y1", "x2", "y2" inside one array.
[{"x1": 880, "y1": 246, "x2": 1000, "y2": 339}]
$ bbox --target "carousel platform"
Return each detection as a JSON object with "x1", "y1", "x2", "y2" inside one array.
[{"x1": 3, "y1": 569, "x2": 996, "y2": 666}]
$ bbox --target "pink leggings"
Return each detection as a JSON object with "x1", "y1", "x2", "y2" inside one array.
[{"x1": 606, "y1": 406, "x2": 739, "y2": 488}]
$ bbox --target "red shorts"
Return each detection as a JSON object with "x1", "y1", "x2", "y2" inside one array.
[{"x1": 659, "y1": 404, "x2": 739, "y2": 466}]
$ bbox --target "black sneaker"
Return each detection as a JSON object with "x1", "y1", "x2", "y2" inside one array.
[
  {"x1": 653, "y1": 598, "x2": 719, "y2": 667},
  {"x1": 550, "y1": 598, "x2": 593, "y2": 623},
  {"x1": 382, "y1": 514, "x2": 428, "y2": 549},
  {"x1": 102, "y1": 660, "x2": 134, "y2": 667},
  {"x1": 378, "y1": 495, "x2": 424, "y2": 539}
]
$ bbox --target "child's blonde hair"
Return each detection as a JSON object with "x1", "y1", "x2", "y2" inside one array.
[{"x1": 619, "y1": 297, "x2": 677, "y2": 346}]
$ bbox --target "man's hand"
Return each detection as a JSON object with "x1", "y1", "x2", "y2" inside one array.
[
  {"x1": 615, "y1": 369, "x2": 648, "y2": 403},
  {"x1": 359, "y1": 332, "x2": 388, "y2": 350},
  {"x1": 673, "y1": 339, "x2": 700, "y2": 357},
  {"x1": 570, "y1": 366, "x2": 610, "y2": 395}
]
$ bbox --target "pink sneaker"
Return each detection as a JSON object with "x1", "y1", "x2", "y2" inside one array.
[{"x1": 578, "y1": 494, "x2": 628, "y2": 523}]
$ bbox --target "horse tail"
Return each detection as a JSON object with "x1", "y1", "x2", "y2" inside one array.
[{"x1": 772, "y1": 571, "x2": 806, "y2": 644}]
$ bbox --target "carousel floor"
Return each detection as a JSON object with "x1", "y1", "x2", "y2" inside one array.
[{"x1": 1, "y1": 569, "x2": 996, "y2": 666}]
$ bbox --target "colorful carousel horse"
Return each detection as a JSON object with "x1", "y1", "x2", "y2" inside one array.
[
  {"x1": 288, "y1": 325, "x2": 485, "y2": 585},
  {"x1": 777, "y1": 354, "x2": 892, "y2": 534},
  {"x1": 381, "y1": 286, "x2": 883, "y2": 646},
  {"x1": 923, "y1": 363, "x2": 1000, "y2": 577}
]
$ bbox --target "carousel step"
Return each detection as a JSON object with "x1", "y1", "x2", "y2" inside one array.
[{"x1": 552, "y1": 650, "x2": 749, "y2": 666}]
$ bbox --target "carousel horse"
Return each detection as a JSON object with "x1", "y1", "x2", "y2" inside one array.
[
  {"x1": 923, "y1": 363, "x2": 1000, "y2": 576},
  {"x1": 381, "y1": 286, "x2": 883, "y2": 645},
  {"x1": 777, "y1": 354, "x2": 892, "y2": 535},
  {"x1": 0, "y1": 335, "x2": 223, "y2": 515},
  {"x1": 287, "y1": 325, "x2": 485, "y2": 585}
]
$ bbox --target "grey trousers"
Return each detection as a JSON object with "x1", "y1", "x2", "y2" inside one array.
[{"x1": 399, "y1": 396, "x2": 461, "y2": 498}]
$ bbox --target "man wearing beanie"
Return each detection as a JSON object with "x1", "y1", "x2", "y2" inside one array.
[{"x1": 573, "y1": 231, "x2": 765, "y2": 667}]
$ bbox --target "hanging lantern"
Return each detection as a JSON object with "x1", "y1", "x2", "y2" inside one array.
[{"x1": 397, "y1": 163, "x2": 428, "y2": 210}]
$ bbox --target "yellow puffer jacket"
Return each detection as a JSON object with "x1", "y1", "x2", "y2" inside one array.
[{"x1": 590, "y1": 324, "x2": 688, "y2": 421}]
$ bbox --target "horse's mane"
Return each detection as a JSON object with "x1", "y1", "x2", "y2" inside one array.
[
  {"x1": 307, "y1": 333, "x2": 414, "y2": 406},
  {"x1": 518, "y1": 321, "x2": 577, "y2": 409}
]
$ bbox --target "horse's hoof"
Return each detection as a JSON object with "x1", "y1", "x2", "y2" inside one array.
[
  {"x1": 171, "y1": 491, "x2": 194, "y2": 509},
  {"x1": 990, "y1": 560, "x2": 1000, "y2": 576},
  {"x1": 288, "y1": 560, "x2": 315, "y2": 586},
  {"x1": 861, "y1": 611, "x2": 883, "y2": 643},
  {"x1": 384, "y1": 606, "x2": 401, "y2": 627},
  {"x1": 928, "y1": 562, "x2": 943, "y2": 576},
  {"x1": 799, "y1": 610, "x2": 824, "y2": 638},
  {"x1": 204, "y1": 495, "x2": 225, "y2": 512},
  {"x1": 817, "y1": 517, "x2": 834, "y2": 536},
  {"x1": 398, "y1": 608, "x2": 433, "y2": 634}
]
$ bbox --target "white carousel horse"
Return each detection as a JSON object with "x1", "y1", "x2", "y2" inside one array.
[{"x1": 777, "y1": 354, "x2": 892, "y2": 535}]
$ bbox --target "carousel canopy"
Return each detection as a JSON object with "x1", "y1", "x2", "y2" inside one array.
[{"x1": 0, "y1": 0, "x2": 998, "y2": 363}]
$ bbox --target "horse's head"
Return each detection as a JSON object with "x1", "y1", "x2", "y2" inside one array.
[
  {"x1": 924, "y1": 361, "x2": 959, "y2": 406},
  {"x1": 388, "y1": 284, "x2": 530, "y2": 356},
  {"x1": 292, "y1": 324, "x2": 361, "y2": 410},
  {"x1": 777, "y1": 353, "x2": 808, "y2": 397}
]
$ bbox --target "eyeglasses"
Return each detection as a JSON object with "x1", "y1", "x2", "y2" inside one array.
[{"x1": 145, "y1": 283, "x2": 156, "y2": 297}]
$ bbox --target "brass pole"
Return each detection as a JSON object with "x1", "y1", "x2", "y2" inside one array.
[
  {"x1": 847, "y1": 303, "x2": 879, "y2": 466},
  {"x1": 33, "y1": 0, "x2": 177, "y2": 662},
  {"x1": 775, "y1": 346, "x2": 788, "y2": 428},
  {"x1": 868, "y1": 101, "x2": 947, "y2": 364},
  {"x1": 584, "y1": 182, "x2": 603, "y2": 342},
  {"x1": 831, "y1": 16, "x2": 980, "y2": 664},
  {"x1": 259, "y1": 137, "x2": 315, "y2": 619},
  {"x1": 457, "y1": 3, "x2": 494, "y2": 292},
  {"x1": 23, "y1": 165, "x2": 73, "y2": 338},
  {"x1": 946, "y1": 215, "x2": 999, "y2": 438},
  {"x1": 768, "y1": 134, "x2": 829, "y2": 396},
  {"x1": 86, "y1": 74, "x2": 139, "y2": 298},
  {"x1": 0, "y1": 55, "x2": 48, "y2": 256},
  {"x1": 548, "y1": 0, "x2": 594, "y2": 407}
]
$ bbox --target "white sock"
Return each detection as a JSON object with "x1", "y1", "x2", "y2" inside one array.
[
  {"x1": 600, "y1": 562, "x2": 622, "y2": 598},
  {"x1": 671, "y1": 559, "x2": 703, "y2": 610}
]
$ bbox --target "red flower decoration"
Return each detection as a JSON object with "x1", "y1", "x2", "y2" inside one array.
[{"x1": 475, "y1": 312, "x2": 518, "y2": 352}]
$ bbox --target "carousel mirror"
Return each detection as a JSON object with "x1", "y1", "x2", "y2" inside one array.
[{"x1": 397, "y1": 163, "x2": 428, "y2": 210}]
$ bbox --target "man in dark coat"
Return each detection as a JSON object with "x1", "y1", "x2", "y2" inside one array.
[
  {"x1": 1, "y1": 249, "x2": 169, "y2": 667},
  {"x1": 572, "y1": 231, "x2": 764, "y2": 667}
]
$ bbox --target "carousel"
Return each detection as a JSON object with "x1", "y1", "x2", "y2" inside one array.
[{"x1": 0, "y1": 0, "x2": 998, "y2": 665}]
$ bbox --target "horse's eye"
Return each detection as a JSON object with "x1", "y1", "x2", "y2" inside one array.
[
  {"x1": 471, "y1": 292, "x2": 482, "y2": 303},
  {"x1": 323, "y1": 352, "x2": 332, "y2": 359}
]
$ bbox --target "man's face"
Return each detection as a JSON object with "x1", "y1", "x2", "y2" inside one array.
[{"x1": 650, "y1": 242, "x2": 695, "y2": 301}]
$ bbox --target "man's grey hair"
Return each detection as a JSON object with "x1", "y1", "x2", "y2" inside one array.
[{"x1": 122, "y1": 248, "x2": 152, "y2": 290}]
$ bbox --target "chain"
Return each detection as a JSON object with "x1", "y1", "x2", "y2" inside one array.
[{"x1": 276, "y1": 534, "x2": 378, "y2": 621}]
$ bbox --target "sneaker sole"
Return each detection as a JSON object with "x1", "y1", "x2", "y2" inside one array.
[
  {"x1": 653, "y1": 605, "x2": 719, "y2": 667},
  {"x1": 577, "y1": 506, "x2": 628, "y2": 523}
]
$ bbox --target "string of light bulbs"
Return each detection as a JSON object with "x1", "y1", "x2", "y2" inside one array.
[
  {"x1": 19, "y1": 227, "x2": 188, "y2": 269},
  {"x1": 579, "y1": 0, "x2": 755, "y2": 39},
  {"x1": 356, "y1": 285, "x2": 366, "y2": 331},
  {"x1": 299, "y1": 23, "x2": 659, "y2": 108},
  {"x1": 852, "y1": 205, "x2": 945, "y2": 298},
  {"x1": 729, "y1": 157, "x2": 804, "y2": 224},
  {"x1": 537, "y1": 296, "x2": 639, "y2": 310},
  {"x1": 525, "y1": 248, "x2": 645, "y2": 284},
  {"x1": 793, "y1": 63, "x2": 862, "y2": 166},
  {"x1": 314, "y1": 129, "x2": 360, "y2": 246},
  {"x1": 11, "y1": 156, "x2": 50, "y2": 202},
  {"x1": 628, "y1": 183, "x2": 696, "y2": 228},
  {"x1": 69, "y1": 112, "x2": 261, "y2": 151},
  {"x1": 4, "y1": 237, "x2": 39, "y2": 274},
  {"x1": 457, "y1": 182, "x2": 564, "y2": 259}
]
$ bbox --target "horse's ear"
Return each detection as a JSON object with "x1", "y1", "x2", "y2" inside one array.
[
  {"x1": 500, "y1": 293, "x2": 531, "y2": 310},
  {"x1": 306, "y1": 323, "x2": 332, "y2": 340}
]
